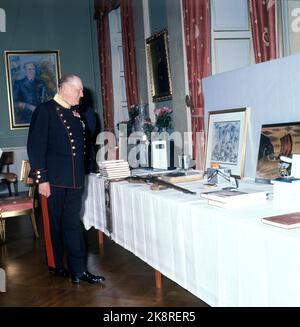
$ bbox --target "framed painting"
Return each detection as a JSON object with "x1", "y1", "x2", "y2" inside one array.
[
  {"x1": 205, "y1": 107, "x2": 249, "y2": 178},
  {"x1": 146, "y1": 28, "x2": 172, "y2": 102},
  {"x1": 255, "y1": 122, "x2": 300, "y2": 183},
  {"x1": 5, "y1": 50, "x2": 61, "y2": 129}
]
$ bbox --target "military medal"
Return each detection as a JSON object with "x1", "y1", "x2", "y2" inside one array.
[{"x1": 72, "y1": 111, "x2": 81, "y2": 118}]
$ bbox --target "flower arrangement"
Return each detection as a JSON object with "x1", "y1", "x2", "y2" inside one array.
[
  {"x1": 117, "y1": 104, "x2": 139, "y2": 135},
  {"x1": 154, "y1": 106, "x2": 173, "y2": 131},
  {"x1": 129, "y1": 104, "x2": 139, "y2": 120},
  {"x1": 143, "y1": 120, "x2": 155, "y2": 140}
]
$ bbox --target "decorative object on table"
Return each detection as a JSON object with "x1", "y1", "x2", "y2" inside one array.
[
  {"x1": 178, "y1": 154, "x2": 191, "y2": 172},
  {"x1": 205, "y1": 168, "x2": 238, "y2": 189},
  {"x1": 261, "y1": 212, "x2": 300, "y2": 229},
  {"x1": 278, "y1": 156, "x2": 292, "y2": 177},
  {"x1": 118, "y1": 103, "x2": 149, "y2": 135},
  {"x1": 133, "y1": 103, "x2": 148, "y2": 132},
  {"x1": 205, "y1": 107, "x2": 249, "y2": 178},
  {"x1": 154, "y1": 106, "x2": 173, "y2": 132},
  {"x1": 255, "y1": 122, "x2": 300, "y2": 183},
  {"x1": 146, "y1": 28, "x2": 172, "y2": 102},
  {"x1": 152, "y1": 140, "x2": 168, "y2": 169},
  {"x1": 5, "y1": 50, "x2": 61, "y2": 129}
]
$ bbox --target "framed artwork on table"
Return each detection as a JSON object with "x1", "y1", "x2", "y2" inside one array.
[
  {"x1": 146, "y1": 28, "x2": 172, "y2": 102},
  {"x1": 5, "y1": 50, "x2": 61, "y2": 129},
  {"x1": 205, "y1": 107, "x2": 250, "y2": 178},
  {"x1": 255, "y1": 122, "x2": 300, "y2": 183}
]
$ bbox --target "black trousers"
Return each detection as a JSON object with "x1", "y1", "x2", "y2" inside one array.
[{"x1": 45, "y1": 186, "x2": 86, "y2": 276}]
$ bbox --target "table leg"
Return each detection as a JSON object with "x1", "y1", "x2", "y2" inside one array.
[
  {"x1": 155, "y1": 270, "x2": 162, "y2": 289},
  {"x1": 98, "y1": 231, "x2": 104, "y2": 245}
]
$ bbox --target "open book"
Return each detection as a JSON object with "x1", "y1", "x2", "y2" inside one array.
[
  {"x1": 200, "y1": 188, "x2": 268, "y2": 208},
  {"x1": 261, "y1": 212, "x2": 300, "y2": 229}
]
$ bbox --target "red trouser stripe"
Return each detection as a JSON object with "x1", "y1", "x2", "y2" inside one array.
[{"x1": 41, "y1": 195, "x2": 55, "y2": 268}]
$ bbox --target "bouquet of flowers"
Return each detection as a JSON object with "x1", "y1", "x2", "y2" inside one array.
[
  {"x1": 154, "y1": 106, "x2": 173, "y2": 131},
  {"x1": 129, "y1": 104, "x2": 139, "y2": 120},
  {"x1": 143, "y1": 120, "x2": 155, "y2": 140}
]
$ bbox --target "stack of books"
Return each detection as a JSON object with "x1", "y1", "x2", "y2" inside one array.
[
  {"x1": 200, "y1": 188, "x2": 268, "y2": 208},
  {"x1": 97, "y1": 160, "x2": 130, "y2": 179}
]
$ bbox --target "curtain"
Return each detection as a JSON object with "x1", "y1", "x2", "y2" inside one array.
[
  {"x1": 249, "y1": 0, "x2": 277, "y2": 63},
  {"x1": 120, "y1": 0, "x2": 139, "y2": 110},
  {"x1": 182, "y1": 0, "x2": 210, "y2": 170},
  {"x1": 94, "y1": 0, "x2": 120, "y2": 132}
]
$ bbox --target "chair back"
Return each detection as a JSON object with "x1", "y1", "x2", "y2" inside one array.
[
  {"x1": 20, "y1": 160, "x2": 31, "y2": 183},
  {"x1": 0, "y1": 152, "x2": 14, "y2": 173},
  {"x1": 20, "y1": 160, "x2": 35, "y2": 198},
  {"x1": 0, "y1": 159, "x2": 39, "y2": 242}
]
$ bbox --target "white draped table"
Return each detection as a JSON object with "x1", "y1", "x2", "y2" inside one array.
[{"x1": 82, "y1": 174, "x2": 300, "y2": 307}]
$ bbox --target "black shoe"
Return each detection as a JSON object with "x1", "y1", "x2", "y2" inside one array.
[
  {"x1": 49, "y1": 267, "x2": 69, "y2": 277},
  {"x1": 71, "y1": 271, "x2": 105, "y2": 284}
]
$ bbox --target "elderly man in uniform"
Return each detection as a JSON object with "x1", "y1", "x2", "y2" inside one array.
[
  {"x1": 27, "y1": 74, "x2": 105, "y2": 284},
  {"x1": 13, "y1": 62, "x2": 50, "y2": 125}
]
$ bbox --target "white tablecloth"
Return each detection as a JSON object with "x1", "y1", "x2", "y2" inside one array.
[
  {"x1": 81, "y1": 174, "x2": 110, "y2": 235},
  {"x1": 82, "y1": 174, "x2": 300, "y2": 306}
]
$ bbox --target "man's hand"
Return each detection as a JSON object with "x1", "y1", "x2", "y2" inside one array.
[{"x1": 39, "y1": 182, "x2": 51, "y2": 198}]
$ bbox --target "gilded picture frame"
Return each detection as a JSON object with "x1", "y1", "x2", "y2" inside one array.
[
  {"x1": 5, "y1": 50, "x2": 61, "y2": 129},
  {"x1": 205, "y1": 107, "x2": 250, "y2": 178},
  {"x1": 146, "y1": 29, "x2": 172, "y2": 102}
]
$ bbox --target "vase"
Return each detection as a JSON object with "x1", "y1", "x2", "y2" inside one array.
[{"x1": 134, "y1": 103, "x2": 148, "y2": 132}]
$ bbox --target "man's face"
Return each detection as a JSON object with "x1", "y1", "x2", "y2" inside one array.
[
  {"x1": 61, "y1": 77, "x2": 84, "y2": 106},
  {"x1": 24, "y1": 63, "x2": 36, "y2": 80}
]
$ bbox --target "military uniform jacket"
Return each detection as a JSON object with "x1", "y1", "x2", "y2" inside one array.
[{"x1": 27, "y1": 99, "x2": 86, "y2": 188}]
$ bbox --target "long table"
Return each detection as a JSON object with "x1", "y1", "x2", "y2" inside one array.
[{"x1": 81, "y1": 174, "x2": 300, "y2": 306}]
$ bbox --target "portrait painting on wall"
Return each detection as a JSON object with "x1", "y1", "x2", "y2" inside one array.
[
  {"x1": 205, "y1": 107, "x2": 249, "y2": 178},
  {"x1": 5, "y1": 50, "x2": 61, "y2": 129},
  {"x1": 146, "y1": 28, "x2": 172, "y2": 102},
  {"x1": 255, "y1": 122, "x2": 300, "y2": 183}
]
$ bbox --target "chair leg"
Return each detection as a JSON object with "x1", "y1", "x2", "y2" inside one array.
[
  {"x1": 30, "y1": 211, "x2": 39, "y2": 238},
  {"x1": 0, "y1": 218, "x2": 5, "y2": 243},
  {"x1": 13, "y1": 181, "x2": 18, "y2": 196},
  {"x1": 6, "y1": 182, "x2": 12, "y2": 197}
]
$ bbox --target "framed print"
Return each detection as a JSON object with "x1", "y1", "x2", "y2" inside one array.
[
  {"x1": 5, "y1": 50, "x2": 61, "y2": 129},
  {"x1": 146, "y1": 28, "x2": 172, "y2": 102},
  {"x1": 205, "y1": 107, "x2": 249, "y2": 178},
  {"x1": 255, "y1": 122, "x2": 300, "y2": 183}
]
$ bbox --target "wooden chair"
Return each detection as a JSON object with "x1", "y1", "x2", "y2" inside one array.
[
  {"x1": 0, "y1": 151, "x2": 18, "y2": 196},
  {"x1": 0, "y1": 160, "x2": 39, "y2": 243}
]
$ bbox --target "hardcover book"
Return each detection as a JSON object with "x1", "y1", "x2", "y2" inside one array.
[
  {"x1": 200, "y1": 189, "x2": 268, "y2": 206},
  {"x1": 261, "y1": 212, "x2": 300, "y2": 229}
]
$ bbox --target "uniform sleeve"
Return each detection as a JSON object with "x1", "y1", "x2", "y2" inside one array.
[{"x1": 27, "y1": 104, "x2": 49, "y2": 184}]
